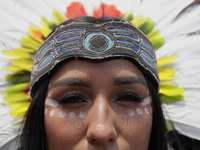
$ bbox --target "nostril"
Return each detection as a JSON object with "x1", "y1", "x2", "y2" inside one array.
[{"x1": 109, "y1": 138, "x2": 115, "y2": 143}]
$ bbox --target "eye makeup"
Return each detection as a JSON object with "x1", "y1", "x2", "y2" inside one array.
[
  {"x1": 56, "y1": 91, "x2": 89, "y2": 104},
  {"x1": 117, "y1": 89, "x2": 142, "y2": 96},
  {"x1": 115, "y1": 89, "x2": 143, "y2": 103}
]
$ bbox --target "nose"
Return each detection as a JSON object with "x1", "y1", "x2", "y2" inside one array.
[{"x1": 86, "y1": 96, "x2": 118, "y2": 145}]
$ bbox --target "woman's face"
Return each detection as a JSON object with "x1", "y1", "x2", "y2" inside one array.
[{"x1": 44, "y1": 59, "x2": 153, "y2": 150}]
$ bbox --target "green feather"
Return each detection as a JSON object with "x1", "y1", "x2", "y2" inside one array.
[
  {"x1": 5, "y1": 73, "x2": 31, "y2": 84},
  {"x1": 3, "y1": 82, "x2": 29, "y2": 95}
]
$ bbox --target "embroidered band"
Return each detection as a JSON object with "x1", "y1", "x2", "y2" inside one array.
[{"x1": 30, "y1": 21, "x2": 159, "y2": 97}]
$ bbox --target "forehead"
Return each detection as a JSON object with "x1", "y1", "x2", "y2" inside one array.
[{"x1": 50, "y1": 59, "x2": 146, "y2": 83}]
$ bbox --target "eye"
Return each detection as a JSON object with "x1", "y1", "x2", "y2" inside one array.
[
  {"x1": 115, "y1": 90, "x2": 144, "y2": 103},
  {"x1": 57, "y1": 91, "x2": 88, "y2": 104}
]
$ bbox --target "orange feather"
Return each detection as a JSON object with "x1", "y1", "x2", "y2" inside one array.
[
  {"x1": 65, "y1": 2, "x2": 87, "y2": 20},
  {"x1": 93, "y1": 3, "x2": 122, "y2": 19}
]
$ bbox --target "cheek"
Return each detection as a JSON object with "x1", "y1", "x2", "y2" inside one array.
[
  {"x1": 116, "y1": 101, "x2": 153, "y2": 149},
  {"x1": 44, "y1": 105, "x2": 88, "y2": 149}
]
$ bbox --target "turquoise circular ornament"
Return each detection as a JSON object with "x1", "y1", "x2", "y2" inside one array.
[{"x1": 84, "y1": 32, "x2": 113, "y2": 52}]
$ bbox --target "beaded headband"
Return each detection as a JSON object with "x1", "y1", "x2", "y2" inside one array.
[{"x1": 30, "y1": 20, "x2": 159, "y2": 97}]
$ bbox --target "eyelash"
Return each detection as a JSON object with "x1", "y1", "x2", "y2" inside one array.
[
  {"x1": 56, "y1": 91, "x2": 143, "y2": 104},
  {"x1": 115, "y1": 92, "x2": 143, "y2": 103},
  {"x1": 57, "y1": 93, "x2": 88, "y2": 104}
]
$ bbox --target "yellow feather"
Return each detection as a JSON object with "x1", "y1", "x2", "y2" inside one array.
[
  {"x1": 13, "y1": 46, "x2": 36, "y2": 53},
  {"x1": 160, "y1": 94, "x2": 183, "y2": 103},
  {"x1": 1, "y1": 50, "x2": 33, "y2": 59},
  {"x1": 159, "y1": 68, "x2": 178, "y2": 80},
  {"x1": 41, "y1": 26, "x2": 53, "y2": 38},
  {"x1": 10, "y1": 59, "x2": 33, "y2": 71},
  {"x1": 3, "y1": 66, "x2": 24, "y2": 72},
  {"x1": 52, "y1": 9, "x2": 66, "y2": 25},
  {"x1": 28, "y1": 25, "x2": 44, "y2": 43},
  {"x1": 131, "y1": 15, "x2": 144, "y2": 27},
  {"x1": 4, "y1": 92, "x2": 30, "y2": 103},
  {"x1": 147, "y1": 30, "x2": 160, "y2": 39},
  {"x1": 4, "y1": 101, "x2": 30, "y2": 108},
  {"x1": 20, "y1": 36, "x2": 41, "y2": 49},
  {"x1": 10, "y1": 107, "x2": 28, "y2": 116},
  {"x1": 157, "y1": 56, "x2": 178, "y2": 67},
  {"x1": 159, "y1": 84, "x2": 184, "y2": 96}
]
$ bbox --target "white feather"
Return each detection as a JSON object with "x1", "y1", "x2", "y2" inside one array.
[{"x1": 0, "y1": 0, "x2": 200, "y2": 148}]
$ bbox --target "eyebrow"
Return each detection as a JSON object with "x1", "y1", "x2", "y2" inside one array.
[
  {"x1": 113, "y1": 76, "x2": 147, "y2": 88},
  {"x1": 51, "y1": 78, "x2": 91, "y2": 89}
]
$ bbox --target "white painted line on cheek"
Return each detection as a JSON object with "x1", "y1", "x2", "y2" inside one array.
[
  {"x1": 79, "y1": 111, "x2": 86, "y2": 119},
  {"x1": 150, "y1": 107, "x2": 153, "y2": 114},
  {"x1": 45, "y1": 108, "x2": 48, "y2": 115},
  {"x1": 59, "y1": 112, "x2": 66, "y2": 118},
  {"x1": 48, "y1": 92, "x2": 51, "y2": 97},
  {"x1": 144, "y1": 108, "x2": 149, "y2": 114},
  {"x1": 50, "y1": 110, "x2": 55, "y2": 117},
  {"x1": 147, "y1": 89, "x2": 149, "y2": 95},
  {"x1": 69, "y1": 111, "x2": 76, "y2": 118},
  {"x1": 127, "y1": 109, "x2": 135, "y2": 116},
  {"x1": 45, "y1": 98, "x2": 59, "y2": 107},
  {"x1": 136, "y1": 108, "x2": 143, "y2": 115},
  {"x1": 141, "y1": 96, "x2": 152, "y2": 106}
]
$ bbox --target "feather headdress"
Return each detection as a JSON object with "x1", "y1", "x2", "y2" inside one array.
[{"x1": 0, "y1": 0, "x2": 200, "y2": 149}]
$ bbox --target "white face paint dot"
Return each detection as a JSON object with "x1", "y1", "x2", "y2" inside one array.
[
  {"x1": 69, "y1": 111, "x2": 76, "y2": 118},
  {"x1": 45, "y1": 108, "x2": 48, "y2": 115},
  {"x1": 150, "y1": 107, "x2": 153, "y2": 114},
  {"x1": 136, "y1": 108, "x2": 143, "y2": 115},
  {"x1": 127, "y1": 109, "x2": 135, "y2": 116},
  {"x1": 144, "y1": 108, "x2": 149, "y2": 114},
  {"x1": 79, "y1": 111, "x2": 86, "y2": 119},
  {"x1": 50, "y1": 110, "x2": 55, "y2": 117},
  {"x1": 59, "y1": 112, "x2": 66, "y2": 118}
]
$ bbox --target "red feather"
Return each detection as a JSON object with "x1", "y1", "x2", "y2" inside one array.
[
  {"x1": 93, "y1": 3, "x2": 122, "y2": 19},
  {"x1": 65, "y1": 2, "x2": 87, "y2": 20}
]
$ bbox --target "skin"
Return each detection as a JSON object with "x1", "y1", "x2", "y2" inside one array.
[{"x1": 44, "y1": 59, "x2": 153, "y2": 150}]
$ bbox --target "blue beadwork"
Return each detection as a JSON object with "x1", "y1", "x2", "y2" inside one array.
[
  {"x1": 107, "y1": 27, "x2": 139, "y2": 40},
  {"x1": 140, "y1": 51, "x2": 155, "y2": 68},
  {"x1": 56, "y1": 41, "x2": 79, "y2": 55},
  {"x1": 114, "y1": 33, "x2": 138, "y2": 40},
  {"x1": 107, "y1": 27, "x2": 134, "y2": 34},
  {"x1": 117, "y1": 39, "x2": 139, "y2": 52},
  {"x1": 38, "y1": 53, "x2": 53, "y2": 70},
  {"x1": 84, "y1": 32, "x2": 113, "y2": 52},
  {"x1": 140, "y1": 39, "x2": 154, "y2": 57},
  {"x1": 56, "y1": 30, "x2": 85, "y2": 42},
  {"x1": 39, "y1": 41, "x2": 53, "y2": 60}
]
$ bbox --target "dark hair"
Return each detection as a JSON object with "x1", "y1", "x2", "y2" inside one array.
[{"x1": 19, "y1": 16, "x2": 171, "y2": 150}]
